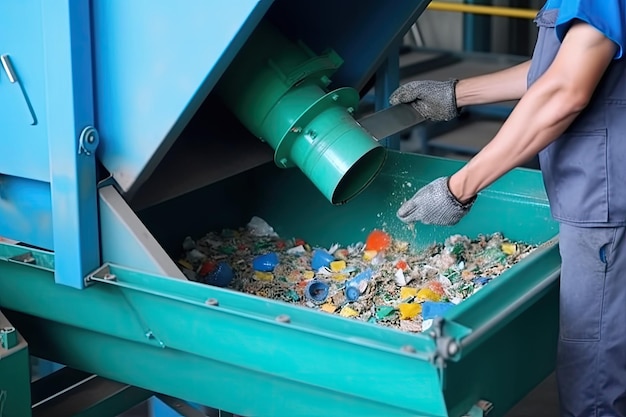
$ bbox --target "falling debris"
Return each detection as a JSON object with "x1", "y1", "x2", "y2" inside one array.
[{"x1": 177, "y1": 217, "x2": 537, "y2": 333}]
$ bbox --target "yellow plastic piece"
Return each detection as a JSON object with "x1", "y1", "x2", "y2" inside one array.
[
  {"x1": 339, "y1": 306, "x2": 359, "y2": 318},
  {"x1": 331, "y1": 273, "x2": 348, "y2": 281},
  {"x1": 363, "y1": 250, "x2": 378, "y2": 261},
  {"x1": 303, "y1": 271, "x2": 315, "y2": 280},
  {"x1": 254, "y1": 271, "x2": 274, "y2": 281},
  {"x1": 501, "y1": 243, "x2": 517, "y2": 255},
  {"x1": 417, "y1": 287, "x2": 441, "y2": 302},
  {"x1": 400, "y1": 287, "x2": 419, "y2": 299},
  {"x1": 178, "y1": 259, "x2": 193, "y2": 270},
  {"x1": 330, "y1": 260, "x2": 346, "y2": 272},
  {"x1": 399, "y1": 303, "x2": 422, "y2": 320},
  {"x1": 320, "y1": 303, "x2": 337, "y2": 313}
]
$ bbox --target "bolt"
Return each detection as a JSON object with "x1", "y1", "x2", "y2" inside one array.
[
  {"x1": 307, "y1": 130, "x2": 317, "y2": 140},
  {"x1": 205, "y1": 298, "x2": 219, "y2": 306},
  {"x1": 87, "y1": 134, "x2": 95, "y2": 144},
  {"x1": 448, "y1": 341, "x2": 460, "y2": 357},
  {"x1": 103, "y1": 273, "x2": 117, "y2": 281},
  {"x1": 291, "y1": 127, "x2": 302, "y2": 133},
  {"x1": 275, "y1": 314, "x2": 291, "y2": 323},
  {"x1": 401, "y1": 345, "x2": 416, "y2": 353},
  {"x1": 145, "y1": 330, "x2": 154, "y2": 339},
  {"x1": 347, "y1": 107, "x2": 354, "y2": 114},
  {"x1": 279, "y1": 158, "x2": 289, "y2": 168},
  {"x1": 331, "y1": 93, "x2": 339, "y2": 101}
]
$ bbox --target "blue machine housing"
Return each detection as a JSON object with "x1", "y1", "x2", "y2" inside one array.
[{"x1": 0, "y1": 0, "x2": 429, "y2": 288}]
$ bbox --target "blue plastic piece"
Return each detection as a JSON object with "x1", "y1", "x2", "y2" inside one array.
[
  {"x1": 422, "y1": 302, "x2": 455, "y2": 320},
  {"x1": 252, "y1": 252, "x2": 279, "y2": 272},
  {"x1": 345, "y1": 268, "x2": 373, "y2": 302},
  {"x1": 203, "y1": 262, "x2": 234, "y2": 288},
  {"x1": 311, "y1": 249, "x2": 334, "y2": 270},
  {"x1": 305, "y1": 280, "x2": 329, "y2": 303},
  {"x1": 473, "y1": 276, "x2": 492, "y2": 286}
]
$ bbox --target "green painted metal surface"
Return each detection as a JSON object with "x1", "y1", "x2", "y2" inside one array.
[
  {"x1": 0, "y1": 311, "x2": 31, "y2": 417},
  {"x1": 0, "y1": 152, "x2": 560, "y2": 417},
  {"x1": 216, "y1": 19, "x2": 386, "y2": 204}
]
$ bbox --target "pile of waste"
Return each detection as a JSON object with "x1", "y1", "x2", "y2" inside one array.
[{"x1": 177, "y1": 217, "x2": 537, "y2": 333}]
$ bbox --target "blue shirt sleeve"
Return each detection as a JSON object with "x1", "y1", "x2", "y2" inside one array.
[{"x1": 554, "y1": 0, "x2": 626, "y2": 59}]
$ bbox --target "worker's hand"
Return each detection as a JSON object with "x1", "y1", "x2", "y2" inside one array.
[
  {"x1": 389, "y1": 79, "x2": 460, "y2": 121},
  {"x1": 397, "y1": 177, "x2": 475, "y2": 225}
]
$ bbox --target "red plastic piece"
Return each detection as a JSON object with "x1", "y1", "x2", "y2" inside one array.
[{"x1": 199, "y1": 261, "x2": 217, "y2": 276}]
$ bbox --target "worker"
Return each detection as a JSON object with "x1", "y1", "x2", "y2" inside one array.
[{"x1": 389, "y1": 1, "x2": 626, "y2": 416}]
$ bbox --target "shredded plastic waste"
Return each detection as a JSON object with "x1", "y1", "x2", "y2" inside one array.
[{"x1": 177, "y1": 217, "x2": 537, "y2": 333}]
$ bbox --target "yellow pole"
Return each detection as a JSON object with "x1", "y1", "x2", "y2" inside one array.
[{"x1": 427, "y1": 1, "x2": 538, "y2": 20}]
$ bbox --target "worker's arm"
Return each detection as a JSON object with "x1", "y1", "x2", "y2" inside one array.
[
  {"x1": 449, "y1": 21, "x2": 617, "y2": 202},
  {"x1": 388, "y1": 61, "x2": 531, "y2": 121},
  {"x1": 455, "y1": 60, "x2": 531, "y2": 107}
]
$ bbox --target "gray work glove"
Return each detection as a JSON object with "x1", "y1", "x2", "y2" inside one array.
[
  {"x1": 397, "y1": 177, "x2": 476, "y2": 225},
  {"x1": 389, "y1": 79, "x2": 460, "y2": 121}
]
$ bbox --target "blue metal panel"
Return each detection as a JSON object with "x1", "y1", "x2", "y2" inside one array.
[
  {"x1": 92, "y1": 0, "x2": 274, "y2": 197},
  {"x1": 0, "y1": 175, "x2": 52, "y2": 249},
  {"x1": 0, "y1": 1, "x2": 50, "y2": 182},
  {"x1": 268, "y1": 0, "x2": 432, "y2": 93},
  {"x1": 42, "y1": 1, "x2": 100, "y2": 288}
]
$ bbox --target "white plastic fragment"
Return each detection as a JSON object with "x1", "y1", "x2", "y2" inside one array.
[
  {"x1": 286, "y1": 245, "x2": 306, "y2": 255},
  {"x1": 422, "y1": 319, "x2": 433, "y2": 331},
  {"x1": 187, "y1": 249, "x2": 206, "y2": 263},
  {"x1": 247, "y1": 216, "x2": 278, "y2": 237},
  {"x1": 394, "y1": 268, "x2": 414, "y2": 286},
  {"x1": 327, "y1": 243, "x2": 341, "y2": 254}
]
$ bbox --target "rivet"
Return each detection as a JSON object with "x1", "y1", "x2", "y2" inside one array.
[{"x1": 275, "y1": 314, "x2": 291, "y2": 323}]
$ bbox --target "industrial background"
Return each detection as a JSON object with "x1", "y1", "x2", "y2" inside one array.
[{"x1": 0, "y1": 1, "x2": 561, "y2": 416}]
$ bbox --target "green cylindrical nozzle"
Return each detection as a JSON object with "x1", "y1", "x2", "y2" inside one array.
[{"x1": 216, "y1": 20, "x2": 386, "y2": 204}]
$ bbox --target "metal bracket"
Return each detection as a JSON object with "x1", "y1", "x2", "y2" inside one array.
[
  {"x1": 84, "y1": 264, "x2": 116, "y2": 287},
  {"x1": 0, "y1": 327, "x2": 17, "y2": 350},
  {"x1": 78, "y1": 126, "x2": 100, "y2": 156},
  {"x1": 429, "y1": 317, "x2": 462, "y2": 371}
]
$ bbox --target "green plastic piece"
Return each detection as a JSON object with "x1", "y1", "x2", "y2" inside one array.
[
  {"x1": 217, "y1": 20, "x2": 386, "y2": 204},
  {"x1": 376, "y1": 306, "x2": 396, "y2": 319}
]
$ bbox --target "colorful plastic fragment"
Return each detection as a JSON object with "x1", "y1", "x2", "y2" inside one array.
[
  {"x1": 399, "y1": 303, "x2": 422, "y2": 320},
  {"x1": 311, "y1": 249, "x2": 334, "y2": 270},
  {"x1": 254, "y1": 271, "x2": 274, "y2": 281},
  {"x1": 339, "y1": 306, "x2": 359, "y2": 318},
  {"x1": 202, "y1": 262, "x2": 234, "y2": 287},
  {"x1": 330, "y1": 260, "x2": 346, "y2": 272},
  {"x1": 422, "y1": 301, "x2": 455, "y2": 320},
  {"x1": 252, "y1": 252, "x2": 279, "y2": 272},
  {"x1": 417, "y1": 287, "x2": 441, "y2": 302},
  {"x1": 305, "y1": 280, "x2": 329, "y2": 303},
  {"x1": 366, "y1": 229, "x2": 392, "y2": 252}
]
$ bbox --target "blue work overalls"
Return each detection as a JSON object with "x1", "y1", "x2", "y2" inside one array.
[{"x1": 528, "y1": 7, "x2": 626, "y2": 417}]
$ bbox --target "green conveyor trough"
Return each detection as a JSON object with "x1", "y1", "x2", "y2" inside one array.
[{"x1": 0, "y1": 1, "x2": 560, "y2": 416}]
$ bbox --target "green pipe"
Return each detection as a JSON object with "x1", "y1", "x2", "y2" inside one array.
[{"x1": 216, "y1": 20, "x2": 386, "y2": 204}]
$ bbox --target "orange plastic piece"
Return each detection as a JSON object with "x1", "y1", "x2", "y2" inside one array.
[
  {"x1": 395, "y1": 259, "x2": 409, "y2": 270},
  {"x1": 365, "y1": 229, "x2": 392, "y2": 252}
]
